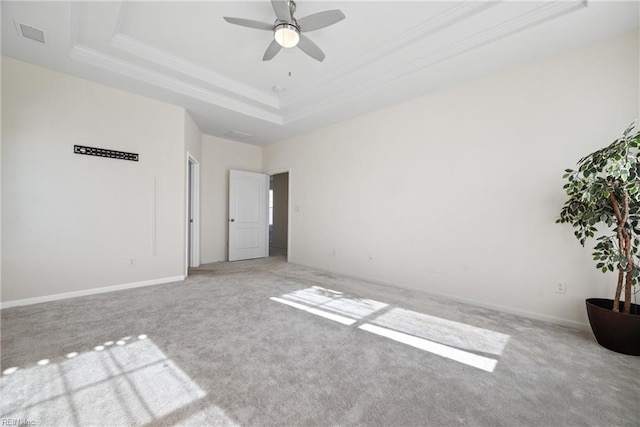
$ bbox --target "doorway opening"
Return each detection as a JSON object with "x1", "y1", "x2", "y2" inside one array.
[
  {"x1": 186, "y1": 153, "x2": 200, "y2": 276},
  {"x1": 269, "y1": 172, "x2": 289, "y2": 259}
]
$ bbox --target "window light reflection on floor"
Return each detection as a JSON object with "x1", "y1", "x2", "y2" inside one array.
[
  {"x1": 271, "y1": 285, "x2": 388, "y2": 323},
  {"x1": 270, "y1": 297, "x2": 358, "y2": 325},
  {"x1": 359, "y1": 323, "x2": 498, "y2": 372},
  {"x1": 271, "y1": 286, "x2": 509, "y2": 373},
  {"x1": 371, "y1": 307, "x2": 510, "y2": 356},
  {"x1": 0, "y1": 334, "x2": 236, "y2": 426}
]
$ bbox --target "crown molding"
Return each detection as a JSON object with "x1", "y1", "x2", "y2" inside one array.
[
  {"x1": 69, "y1": 44, "x2": 283, "y2": 125},
  {"x1": 279, "y1": 1, "x2": 498, "y2": 108},
  {"x1": 282, "y1": 0, "x2": 587, "y2": 124},
  {"x1": 66, "y1": 0, "x2": 587, "y2": 128},
  {"x1": 111, "y1": 33, "x2": 280, "y2": 109},
  {"x1": 68, "y1": 0, "x2": 280, "y2": 121}
]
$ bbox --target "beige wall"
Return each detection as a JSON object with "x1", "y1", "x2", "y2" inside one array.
[
  {"x1": 263, "y1": 30, "x2": 640, "y2": 327},
  {"x1": 1, "y1": 57, "x2": 188, "y2": 303},
  {"x1": 271, "y1": 172, "x2": 289, "y2": 249},
  {"x1": 200, "y1": 135, "x2": 262, "y2": 263}
]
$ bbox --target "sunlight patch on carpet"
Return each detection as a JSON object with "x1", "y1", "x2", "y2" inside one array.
[
  {"x1": 270, "y1": 297, "x2": 358, "y2": 325},
  {"x1": 272, "y1": 286, "x2": 388, "y2": 323},
  {"x1": 271, "y1": 286, "x2": 509, "y2": 372},
  {"x1": 371, "y1": 307, "x2": 509, "y2": 356},
  {"x1": 359, "y1": 324, "x2": 498, "y2": 372},
  {"x1": 0, "y1": 335, "x2": 235, "y2": 425}
]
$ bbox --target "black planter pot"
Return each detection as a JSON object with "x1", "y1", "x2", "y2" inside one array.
[{"x1": 585, "y1": 298, "x2": 640, "y2": 356}]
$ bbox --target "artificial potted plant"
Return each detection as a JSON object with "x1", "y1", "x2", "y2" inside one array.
[{"x1": 557, "y1": 122, "x2": 640, "y2": 355}]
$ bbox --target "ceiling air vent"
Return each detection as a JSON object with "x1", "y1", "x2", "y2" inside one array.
[
  {"x1": 223, "y1": 130, "x2": 253, "y2": 141},
  {"x1": 18, "y1": 23, "x2": 45, "y2": 43}
]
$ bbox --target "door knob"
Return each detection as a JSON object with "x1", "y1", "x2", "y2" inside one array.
[{"x1": 230, "y1": 218, "x2": 235, "y2": 222}]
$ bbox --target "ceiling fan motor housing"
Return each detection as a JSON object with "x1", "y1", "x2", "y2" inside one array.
[{"x1": 274, "y1": 22, "x2": 300, "y2": 48}]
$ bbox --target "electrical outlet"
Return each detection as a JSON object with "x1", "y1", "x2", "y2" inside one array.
[
  {"x1": 129, "y1": 258, "x2": 136, "y2": 266},
  {"x1": 331, "y1": 249, "x2": 337, "y2": 257},
  {"x1": 368, "y1": 256, "x2": 374, "y2": 263},
  {"x1": 556, "y1": 282, "x2": 566, "y2": 294}
]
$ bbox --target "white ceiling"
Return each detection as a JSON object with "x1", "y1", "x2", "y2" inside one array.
[{"x1": 2, "y1": 1, "x2": 638, "y2": 146}]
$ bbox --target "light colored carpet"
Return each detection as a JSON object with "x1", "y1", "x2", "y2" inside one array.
[{"x1": 1, "y1": 256, "x2": 639, "y2": 426}]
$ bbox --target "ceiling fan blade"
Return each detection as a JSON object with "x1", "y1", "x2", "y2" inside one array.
[
  {"x1": 223, "y1": 17, "x2": 273, "y2": 31},
  {"x1": 297, "y1": 34, "x2": 325, "y2": 62},
  {"x1": 263, "y1": 39, "x2": 283, "y2": 61},
  {"x1": 271, "y1": 0, "x2": 291, "y2": 21},
  {"x1": 297, "y1": 10, "x2": 345, "y2": 32}
]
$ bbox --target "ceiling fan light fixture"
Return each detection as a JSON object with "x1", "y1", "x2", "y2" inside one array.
[{"x1": 274, "y1": 23, "x2": 299, "y2": 48}]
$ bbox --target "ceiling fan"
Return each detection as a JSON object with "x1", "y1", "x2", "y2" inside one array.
[{"x1": 223, "y1": 0, "x2": 345, "y2": 62}]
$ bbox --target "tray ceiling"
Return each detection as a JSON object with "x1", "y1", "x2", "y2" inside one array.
[{"x1": 2, "y1": 1, "x2": 638, "y2": 145}]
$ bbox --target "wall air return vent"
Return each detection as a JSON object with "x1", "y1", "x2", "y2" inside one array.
[
  {"x1": 223, "y1": 130, "x2": 253, "y2": 141},
  {"x1": 18, "y1": 23, "x2": 45, "y2": 43}
]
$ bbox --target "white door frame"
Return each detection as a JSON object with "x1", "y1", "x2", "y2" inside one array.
[
  {"x1": 267, "y1": 168, "x2": 292, "y2": 263},
  {"x1": 185, "y1": 152, "x2": 200, "y2": 276}
]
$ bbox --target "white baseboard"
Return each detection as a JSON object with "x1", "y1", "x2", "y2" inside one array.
[
  {"x1": 293, "y1": 262, "x2": 590, "y2": 331},
  {"x1": 0, "y1": 275, "x2": 185, "y2": 309},
  {"x1": 412, "y1": 286, "x2": 590, "y2": 331}
]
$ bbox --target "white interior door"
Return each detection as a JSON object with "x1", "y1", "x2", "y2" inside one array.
[{"x1": 228, "y1": 169, "x2": 269, "y2": 261}]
